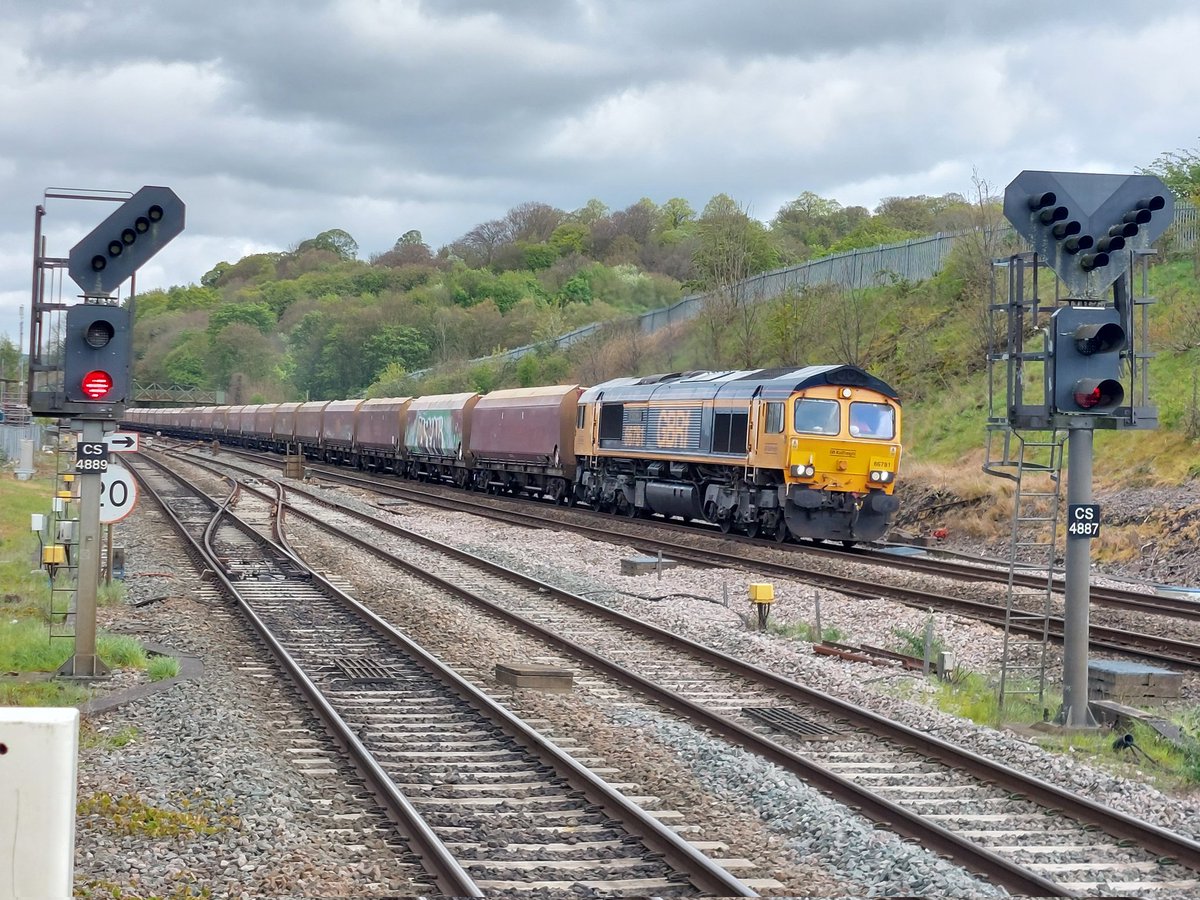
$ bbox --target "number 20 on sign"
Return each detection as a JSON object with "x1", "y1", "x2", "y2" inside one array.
[{"x1": 1067, "y1": 503, "x2": 1101, "y2": 540}]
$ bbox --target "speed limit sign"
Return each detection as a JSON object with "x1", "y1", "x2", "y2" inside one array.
[{"x1": 100, "y1": 463, "x2": 139, "y2": 524}]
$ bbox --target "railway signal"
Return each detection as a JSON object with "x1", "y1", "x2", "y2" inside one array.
[
  {"x1": 62, "y1": 304, "x2": 131, "y2": 410},
  {"x1": 998, "y1": 170, "x2": 1176, "y2": 728},
  {"x1": 1003, "y1": 171, "x2": 1173, "y2": 297},
  {"x1": 1051, "y1": 306, "x2": 1126, "y2": 416},
  {"x1": 67, "y1": 186, "x2": 185, "y2": 296}
]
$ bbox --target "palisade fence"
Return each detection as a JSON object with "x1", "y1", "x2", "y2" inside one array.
[
  {"x1": 0, "y1": 420, "x2": 42, "y2": 464},
  {"x1": 418, "y1": 201, "x2": 1197, "y2": 376}
]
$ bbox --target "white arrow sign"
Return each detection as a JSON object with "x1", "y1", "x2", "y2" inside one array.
[
  {"x1": 105, "y1": 432, "x2": 139, "y2": 453},
  {"x1": 100, "y1": 463, "x2": 139, "y2": 524}
]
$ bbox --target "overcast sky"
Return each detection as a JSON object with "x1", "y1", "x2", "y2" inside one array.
[{"x1": 3, "y1": 0, "x2": 1198, "y2": 345}]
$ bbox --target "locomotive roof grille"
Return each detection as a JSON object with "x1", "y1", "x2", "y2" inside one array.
[{"x1": 584, "y1": 365, "x2": 899, "y2": 404}]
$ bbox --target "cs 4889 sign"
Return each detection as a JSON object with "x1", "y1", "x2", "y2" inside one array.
[{"x1": 74, "y1": 441, "x2": 109, "y2": 474}]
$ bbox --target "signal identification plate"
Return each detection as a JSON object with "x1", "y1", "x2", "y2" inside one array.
[{"x1": 75, "y1": 442, "x2": 109, "y2": 475}]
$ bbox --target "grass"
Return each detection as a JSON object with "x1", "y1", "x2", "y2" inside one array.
[
  {"x1": 927, "y1": 669, "x2": 1051, "y2": 728},
  {"x1": 147, "y1": 655, "x2": 181, "y2": 681},
  {"x1": 1034, "y1": 720, "x2": 1200, "y2": 788},
  {"x1": 0, "y1": 464, "x2": 154, "y2": 705},
  {"x1": 891, "y1": 619, "x2": 945, "y2": 659},
  {"x1": 77, "y1": 790, "x2": 239, "y2": 838},
  {"x1": 769, "y1": 620, "x2": 847, "y2": 643},
  {"x1": 80, "y1": 723, "x2": 140, "y2": 750},
  {"x1": 895, "y1": 667, "x2": 1200, "y2": 787}
]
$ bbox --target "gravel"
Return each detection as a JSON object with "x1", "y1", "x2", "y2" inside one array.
[{"x1": 69, "y1": 454, "x2": 1200, "y2": 896}]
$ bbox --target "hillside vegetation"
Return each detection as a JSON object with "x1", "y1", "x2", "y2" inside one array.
[{"x1": 50, "y1": 146, "x2": 1199, "y2": 485}]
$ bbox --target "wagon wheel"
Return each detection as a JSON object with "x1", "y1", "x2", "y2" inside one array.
[{"x1": 773, "y1": 519, "x2": 790, "y2": 544}]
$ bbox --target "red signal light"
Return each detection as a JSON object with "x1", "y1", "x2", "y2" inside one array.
[{"x1": 81, "y1": 370, "x2": 114, "y2": 400}]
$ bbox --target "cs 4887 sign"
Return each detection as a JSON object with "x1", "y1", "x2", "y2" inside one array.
[{"x1": 1067, "y1": 504, "x2": 1101, "y2": 540}]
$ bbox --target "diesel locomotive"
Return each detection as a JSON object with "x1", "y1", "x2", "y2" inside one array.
[{"x1": 124, "y1": 364, "x2": 902, "y2": 544}]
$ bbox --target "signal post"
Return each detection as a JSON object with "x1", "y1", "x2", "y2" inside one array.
[
  {"x1": 1002, "y1": 171, "x2": 1172, "y2": 726},
  {"x1": 27, "y1": 186, "x2": 184, "y2": 677}
]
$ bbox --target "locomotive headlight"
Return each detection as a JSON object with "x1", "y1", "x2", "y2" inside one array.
[{"x1": 790, "y1": 464, "x2": 815, "y2": 478}]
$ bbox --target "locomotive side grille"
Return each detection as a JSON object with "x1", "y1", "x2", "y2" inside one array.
[{"x1": 647, "y1": 406, "x2": 702, "y2": 451}]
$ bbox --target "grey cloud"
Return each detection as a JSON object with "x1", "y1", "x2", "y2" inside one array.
[{"x1": 1, "y1": 0, "x2": 1198, "y2": 344}]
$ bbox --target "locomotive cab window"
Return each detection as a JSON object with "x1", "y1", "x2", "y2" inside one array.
[
  {"x1": 577, "y1": 406, "x2": 586, "y2": 429},
  {"x1": 794, "y1": 398, "x2": 839, "y2": 435},
  {"x1": 764, "y1": 401, "x2": 784, "y2": 434},
  {"x1": 849, "y1": 402, "x2": 894, "y2": 439}
]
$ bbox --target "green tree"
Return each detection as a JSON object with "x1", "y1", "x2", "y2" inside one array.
[
  {"x1": 209, "y1": 322, "x2": 278, "y2": 386},
  {"x1": 523, "y1": 243, "x2": 558, "y2": 271},
  {"x1": 299, "y1": 228, "x2": 359, "y2": 261},
  {"x1": 549, "y1": 222, "x2": 589, "y2": 256},
  {"x1": 0, "y1": 335, "x2": 21, "y2": 388},
  {"x1": 771, "y1": 191, "x2": 869, "y2": 259},
  {"x1": 207, "y1": 303, "x2": 275, "y2": 337},
  {"x1": 363, "y1": 324, "x2": 431, "y2": 375},
  {"x1": 161, "y1": 332, "x2": 210, "y2": 388},
  {"x1": 827, "y1": 219, "x2": 920, "y2": 254},
  {"x1": 572, "y1": 198, "x2": 609, "y2": 225},
  {"x1": 558, "y1": 272, "x2": 593, "y2": 306},
  {"x1": 366, "y1": 361, "x2": 412, "y2": 398},
  {"x1": 659, "y1": 197, "x2": 695, "y2": 231},
  {"x1": 1142, "y1": 141, "x2": 1200, "y2": 201},
  {"x1": 693, "y1": 195, "x2": 781, "y2": 367}
]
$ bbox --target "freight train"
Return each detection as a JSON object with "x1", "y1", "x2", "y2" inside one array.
[{"x1": 123, "y1": 365, "x2": 903, "y2": 544}]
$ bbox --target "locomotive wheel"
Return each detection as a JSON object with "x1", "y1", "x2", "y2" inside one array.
[
  {"x1": 718, "y1": 517, "x2": 733, "y2": 534},
  {"x1": 621, "y1": 497, "x2": 638, "y2": 518},
  {"x1": 744, "y1": 520, "x2": 760, "y2": 539},
  {"x1": 773, "y1": 519, "x2": 790, "y2": 544}
]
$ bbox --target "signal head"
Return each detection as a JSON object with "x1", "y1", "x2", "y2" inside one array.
[
  {"x1": 1038, "y1": 205, "x2": 1069, "y2": 224},
  {"x1": 1052, "y1": 219, "x2": 1082, "y2": 239}
]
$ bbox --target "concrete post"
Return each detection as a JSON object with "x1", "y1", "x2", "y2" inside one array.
[{"x1": 0, "y1": 707, "x2": 79, "y2": 899}]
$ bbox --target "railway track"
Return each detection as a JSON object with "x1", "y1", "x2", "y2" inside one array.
[
  {"x1": 186, "y1": 443, "x2": 1200, "y2": 671},
  {"x1": 163, "y1": 446, "x2": 1200, "y2": 897},
  {"x1": 126, "y1": 452, "x2": 761, "y2": 897}
]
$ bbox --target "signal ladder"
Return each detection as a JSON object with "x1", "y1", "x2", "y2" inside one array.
[{"x1": 984, "y1": 428, "x2": 1066, "y2": 711}]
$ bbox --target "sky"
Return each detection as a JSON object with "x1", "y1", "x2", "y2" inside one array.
[{"x1": 2, "y1": 0, "x2": 1199, "y2": 346}]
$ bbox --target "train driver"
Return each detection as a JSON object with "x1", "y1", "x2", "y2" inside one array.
[
  {"x1": 849, "y1": 402, "x2": 894, "y2": 439},
  {"x1": 795, "y1": 399, "x2": 840, "y2": 434}
]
